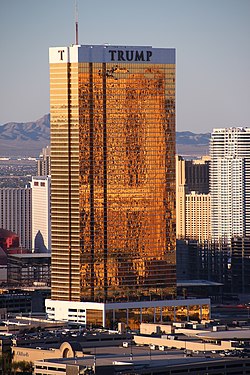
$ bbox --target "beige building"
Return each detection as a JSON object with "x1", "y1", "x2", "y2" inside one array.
[
  {"x1": 37, "y1": 145, "x2": 51, "y2": 177},
  {"x1": 12, "y1": 341, "x2": 83, "y2": 363},
  {"x1": 176, "y1": 155, "x2": 210, "y2": 243},
  {"x1": 185, "y1": 191, "x2": 211, "y2": 243},
  {"x1": 176, "y1": 155, "x2": 186, "y2": 239}
]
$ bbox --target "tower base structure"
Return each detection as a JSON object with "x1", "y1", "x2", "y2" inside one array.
[{"x1": 45, "y1": 298, "x2": 210, "y2": 330}]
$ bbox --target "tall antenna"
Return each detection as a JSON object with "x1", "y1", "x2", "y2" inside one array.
[{"x1": 75, "y1": 0, "x2": 79, "y2": 45}]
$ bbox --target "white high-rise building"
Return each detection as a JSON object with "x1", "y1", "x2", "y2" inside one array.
[
  {"x1": 31, "y1": 176, "x2": 51, "y2": 253},
  {"x1": 210, "y1": 127, "x2": 250, "y2": 243},
  {"x1": 0, "y1": 188, "x2": 32, "y2": 250}
]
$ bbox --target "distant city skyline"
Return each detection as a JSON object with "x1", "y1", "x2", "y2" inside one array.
[{"x1": 0, "y1": 0, "x2": 250, "y2": 132}]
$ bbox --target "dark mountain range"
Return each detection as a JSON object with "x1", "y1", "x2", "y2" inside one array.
[
  {"x1": 0, "y1": 114, "x2": 210, "y2": 158},
  {"x1": 176, "y1": 131, "x2": 210, "y2": 145},
  {"x1": 0, "y1": 114, "x2": 50, "y2": 157},
  {"x1": 176, "y1": 131, "x2": 210, "y2": 158}
]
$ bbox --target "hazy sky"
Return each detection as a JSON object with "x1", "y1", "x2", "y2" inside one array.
[{"x1": 0, "y1": 0, "x2": 249, "y2": 132}]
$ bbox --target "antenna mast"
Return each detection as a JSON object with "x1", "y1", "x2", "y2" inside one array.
[{"x1": 75, "y1": 0, "x2": 79, "y2": 45}]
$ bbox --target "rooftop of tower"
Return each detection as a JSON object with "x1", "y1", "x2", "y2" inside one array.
[{"x1": 49, "y1": 44, "x2": 175, "y2": 64}]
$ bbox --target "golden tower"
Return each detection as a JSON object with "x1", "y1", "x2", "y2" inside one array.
[{"x1": 49, "y1": 45, "x2": 176, "y2": 303}]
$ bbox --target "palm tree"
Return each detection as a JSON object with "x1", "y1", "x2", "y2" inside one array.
[
  {"x1": 18, "y1": 360, "x2": 33, "y2": 373},
  {"x1": 11, "y1": 360, "x2": 33, "y2": 374},
  {"x1": 11, "y1": 361, "x2": 19, "y2": 375}
]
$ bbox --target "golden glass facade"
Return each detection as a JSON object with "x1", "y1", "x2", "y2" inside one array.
[
  {"x1": 104, "y1": 302, "x2": 210, "y2": 329},
  {"x1": 50, "y1": 45, "x2": 176, "y2": 303}
]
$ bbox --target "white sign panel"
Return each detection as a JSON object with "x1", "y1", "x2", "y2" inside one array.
[{"x1": 49, "y1": 45, "x2": 175, "y2": 64}]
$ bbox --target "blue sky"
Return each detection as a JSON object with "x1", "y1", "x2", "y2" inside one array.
[{"x1": 0, "y1": 0, "x2": 249, "y2": 132}]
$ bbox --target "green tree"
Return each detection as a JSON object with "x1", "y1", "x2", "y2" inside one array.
[
  {"x1": 0, "y1": 353, "x2": 12, "y2": 375},
  {"x1": 18, "y1": 360, "x2": 33, "y2": 373},
  {"x1": 11, "y1": 361, "x2": 19, "y2": 375}
]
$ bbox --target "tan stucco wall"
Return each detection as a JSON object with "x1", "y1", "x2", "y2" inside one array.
[
  {"x1": 140, "y1": 323, "x2": 174, "y2": 335},
  {"x1": 134, "y1": 335, "x2": 234, "y2": 352},
  {"x1": 12, "y1": 347, "x2": 62, "y2": 362},
  {"x1": 12, "y1": 342, "x2": 84, "y2": 362}
]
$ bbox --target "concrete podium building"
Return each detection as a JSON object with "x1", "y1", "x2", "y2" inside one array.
[{"x1": 46, "y1": 44, "x2": 210, "y2": 327}]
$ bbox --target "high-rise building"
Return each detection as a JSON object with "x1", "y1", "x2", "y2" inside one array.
[
  {"x1": 46, "y1": 44, "x2": 210, "y2": 328},
  {"x1": 176, "y1": 155, "x2": 210, "y2": 241},
  {"x1": 185, "y1": 191, "x2": 210, "y2": 243},
  {"x1": 185, "y1": 156, "x2": 210, "y2": 194},
  {"x1": 176, "y1": 156, "x2": 186, "y2": 239},
  {"x1": 49, "y1": 44, "x2": 176, "y2": 302},
  {"x1": 37, "y1": 146, "x2": 51, "y2": 176},
  {"x1": 231, "y1": 236, "x2": 250, "y2": 293},
  {"x1": 0, "y1": 188, "x2": 32, "y2": 250},
  {"x1": 31, "y1": 176, "x2": 51, "y2": 253},
  {"x1": 210, "y1": 128, "x2": 250, "y2": 243}
]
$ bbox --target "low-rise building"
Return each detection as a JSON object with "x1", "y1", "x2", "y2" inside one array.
[{"x1": 45, "y1": 298, "x2": 211, "y2": 330}]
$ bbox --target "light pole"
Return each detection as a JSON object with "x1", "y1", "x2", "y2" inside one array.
[
  {"x1": 94, "y1": 347, "x2": 96, "y2": 373},
  {"x1": 247, "y1": 306, "x2": 250, "y2": 320},
  {"x1": 130, "y1": 339, "x2": 133, "y2": 361}
]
